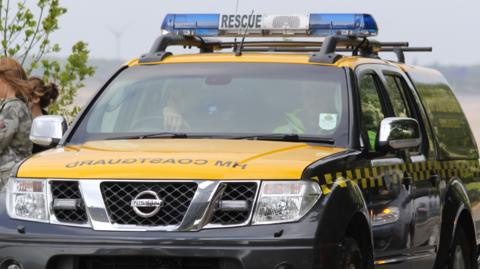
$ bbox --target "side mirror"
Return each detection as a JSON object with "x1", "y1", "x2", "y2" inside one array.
[
  {"x1": 30, "y1": 115, "x2": 67, "y2": 147},
  {"x1": 377, "y1": 117, "x2": 421, "y2": 151}
]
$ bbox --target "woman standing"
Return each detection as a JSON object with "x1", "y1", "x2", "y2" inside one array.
[
  {"x1": 0, "y1": 57, "x2": 32, "y2": 187},
  {"x1": 28, "y1": 77, "x2": 59, "y2": 119},
  {"x1": 28, "y1": 77, "x2": 59, "y2": 154}
]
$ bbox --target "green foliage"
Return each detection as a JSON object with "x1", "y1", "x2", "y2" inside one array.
[{"x1": 0, "y1": 0, "x2": 95, "y2": 121}]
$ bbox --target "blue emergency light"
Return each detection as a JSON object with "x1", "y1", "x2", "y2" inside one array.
[{"x1": 161, "y1": 13, "x2": 378, "y2": 37}]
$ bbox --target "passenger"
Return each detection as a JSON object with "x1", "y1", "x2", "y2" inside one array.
[
  {"x1": 0, "y1": 57, "x2": 32, "y2": 187},
  {"x1": 28, "y1": 77, "x2": 59, "y2": 153},
  {"x1": 274, "y1": 85, "x2": 341, "y2": 135}
]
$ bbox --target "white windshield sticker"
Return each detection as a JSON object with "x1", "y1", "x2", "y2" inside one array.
[{"x1": 319, "y1": 113, "x2": 338, "y2": 130}]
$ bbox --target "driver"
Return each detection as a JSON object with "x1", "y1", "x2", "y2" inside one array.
[
  {"x1": 162, "y1": 86, "x2": 191, "y2": 131},
  {"x1": 274, "y1": 84, "x2": 341, "y2": 135}
]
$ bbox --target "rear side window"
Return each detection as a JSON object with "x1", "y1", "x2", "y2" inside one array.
[{"x1": 408, "y1": 68, "x2": 478, "y2": 160}]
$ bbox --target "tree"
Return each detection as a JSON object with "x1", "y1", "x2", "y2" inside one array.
[{"x1": 0, "y1": 0, "x2": 95, "y2": 121}]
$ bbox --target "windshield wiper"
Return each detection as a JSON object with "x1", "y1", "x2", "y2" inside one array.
[
  {"x1": 105, "y1": 132, "x2": 334, "y2": 144},
  {"x1": 106, "y1": 132, "x2": 189, "y2": 140},
  {"x1": 233, "y1": 134, "x2": 335, "y2": 144}
]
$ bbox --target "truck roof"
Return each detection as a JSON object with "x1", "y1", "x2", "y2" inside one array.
[{"x1": 127, "y1": 53, "x2": 395, "y2": 69}]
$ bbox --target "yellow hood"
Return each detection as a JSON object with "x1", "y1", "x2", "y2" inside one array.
[{"x1": 18, "y1": 139, "x2": 345, "y2": 180}]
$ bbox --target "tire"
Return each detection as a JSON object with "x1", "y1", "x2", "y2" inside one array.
[
  {"x1": 448, "y1": 227, "x2": 472, "y2": 269},
  {"x1": 337, "y1": 237, "x2": 364, "y2": 269}
]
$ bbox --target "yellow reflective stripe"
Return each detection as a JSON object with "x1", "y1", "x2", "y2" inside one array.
[
  {"x1": 355, "y1": 169, "x2": 362, "y2": 179},
  {"x1": 316, "y1": 159, "x2": 480, "y2": 195},
  {"x1": 325, "y1": 173, "x2": 334, "y2": 185},
  {"x1": 335, "y1": 172, "x2": 347, "y2": 187},
  {"x1": 320, "y1": 184, "x2": 332, "y2": 194},
  {"x1": 364, "y1": 168, "x2": 373, "y2": 188},
  {"x1": 361, "y1": 178, "x2": 368, "y2": 189},
  {"x1": 337, "y1": 178, "x2": 347, "y2": 188},
  {"x1": 347, "y1": 170, "x2": 358, "y2": 186},
  {"x1": 377, "y1": 167, "x2": 384, "y2": 187},
  {"x1": 355, "y1": 169, "x2": 366, "y2": 188},
  {"x1": 346, "y1": 170, "x2": 353, "y2": 180}
]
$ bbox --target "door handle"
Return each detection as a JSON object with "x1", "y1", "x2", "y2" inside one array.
[
  {"x1": 429, "y1": 175, "x2": 440, "y2": 188},
  {"x1": 403, "y1": 176, "x2": 412, "y2": 191}
]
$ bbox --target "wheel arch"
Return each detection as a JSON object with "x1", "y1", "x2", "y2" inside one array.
[
  {"x1": 435, "y1": 178, "x2": 478, "y2": 269},
  {"x1": 345, "y1": 211, "x2": 375, "y2": 269},
  {"x1": 456, "y1": 209, "x2": 477, "y2": 269},
  {"x1": 315, "y1": 179, "x2": 374, "y2": 269}
]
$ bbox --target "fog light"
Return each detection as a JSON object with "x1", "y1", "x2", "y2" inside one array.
[
  {"x1": 217, "y1": 200, "x2": 249, "y2": 212},
  {"x1": 53, "y1": 199, "x2": 81, "y2": 210}
]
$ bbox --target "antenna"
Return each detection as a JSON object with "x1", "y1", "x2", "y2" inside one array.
[
  {"x1": 235, "y1": 10, "x2": 254, "y2": 57},
  {"x1": 233, "y1": 0, "x2": 240, "y2": 52}
]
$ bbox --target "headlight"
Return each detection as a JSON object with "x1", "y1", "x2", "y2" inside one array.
[
  {"x1": 372, "y1": 207, "x2": 400, "y2": 226},
  {"x1": 6, "y1": 178, "x2": 48, "y2": 222},
  {"x1": 252, "y1": 181, "x2": 321, "y2": 225}
]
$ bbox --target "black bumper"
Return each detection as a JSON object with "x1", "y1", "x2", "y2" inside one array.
[{"x1": 0, "y1": 216, "x2": 341, "y2": 269}]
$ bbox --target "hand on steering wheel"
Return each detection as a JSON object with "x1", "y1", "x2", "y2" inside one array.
[{"x1": 163, "y1": 106, "x2": 191, "y2": 131}]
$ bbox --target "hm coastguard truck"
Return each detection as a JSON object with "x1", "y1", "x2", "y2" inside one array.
[{"x1": 1, "y1": 13, "x2": 480, "y2": 269}]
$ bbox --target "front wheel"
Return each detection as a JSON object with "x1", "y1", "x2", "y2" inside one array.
[
  {"x1": 449, "y1": 227, "x2": 472, "y2": 269},
  {"x1": 337, "y1": 238, "x2": 364, "y2": 269}
]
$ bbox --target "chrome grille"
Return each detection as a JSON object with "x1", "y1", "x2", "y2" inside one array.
[
  {"x1": 210, "y1": 182, "x2": 257, "y2": 225},
  {"x1": 101, "y1": 182, "x2": 198, "y2": 226},
  {"x1": 50, "y1": 181, "x2": 88, "y2": 224}
]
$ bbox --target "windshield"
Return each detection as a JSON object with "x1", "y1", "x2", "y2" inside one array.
[{"x1": 70, "y1": 63, "x2": 349, "y2": 145}]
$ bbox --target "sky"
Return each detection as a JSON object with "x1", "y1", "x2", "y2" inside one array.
[{"x1": 50, "y1": 0, "x2": 480, "y2": 65}]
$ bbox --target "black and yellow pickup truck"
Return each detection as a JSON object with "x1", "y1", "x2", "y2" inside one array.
[{"x1": 1, "y1": 13, "x2": 479, "y2": 269}]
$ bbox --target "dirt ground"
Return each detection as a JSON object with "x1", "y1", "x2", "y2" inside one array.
[{"x1": 457, "y1": 94, "x2": 480, "y2": 144}]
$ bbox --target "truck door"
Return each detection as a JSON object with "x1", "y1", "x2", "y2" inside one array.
[
  {"x1": 356, "y1": 66, "x2": 414, "y2": 266},
  {"x1": 378, "y1": 68, "x2": 441, "y2": 267}
]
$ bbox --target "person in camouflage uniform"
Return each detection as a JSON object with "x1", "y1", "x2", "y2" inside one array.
[{"x1": 0, "y1": 58, "x2": 32, "y2": 187}]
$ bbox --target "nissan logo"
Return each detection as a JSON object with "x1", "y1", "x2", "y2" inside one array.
[{"x1": 130, "y1": 190, "x2": 164, "y2": 218}]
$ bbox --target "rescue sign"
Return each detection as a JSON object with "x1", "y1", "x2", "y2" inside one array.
[{"x1": 219, "y1": 14, "x2": 263, "y2": 30}]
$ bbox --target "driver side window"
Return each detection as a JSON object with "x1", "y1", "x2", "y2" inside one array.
[{"x1": 359, "y1": 74, "x2": 385, "y2": 150}]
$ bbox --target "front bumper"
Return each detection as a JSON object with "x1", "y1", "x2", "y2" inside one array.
[{"x1": 0, "y1": 210, "x2": 341, "y2": 269}]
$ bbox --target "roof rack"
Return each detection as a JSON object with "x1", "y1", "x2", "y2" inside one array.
[
  {"x1": 139, "y1": 34, "x2": 432, "y2": 64},
  {"x1": 308, "y1": 36, "x2": 432, "y2": 63}
]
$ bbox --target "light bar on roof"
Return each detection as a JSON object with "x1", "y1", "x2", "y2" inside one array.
[
  {"x1": 162, "y1": 14, "x2": 220, "y2": 36},
  {"x1": 161, "y1": 13, "x2": 378, "y2": 37},
  {"x1": 310, "y1": 14, "x2": 378, "y2": 37}
]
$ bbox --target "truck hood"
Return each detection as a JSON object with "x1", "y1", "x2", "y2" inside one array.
[{"x1": 17, "y1": 139, "x2": 345, "y2": 180}]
